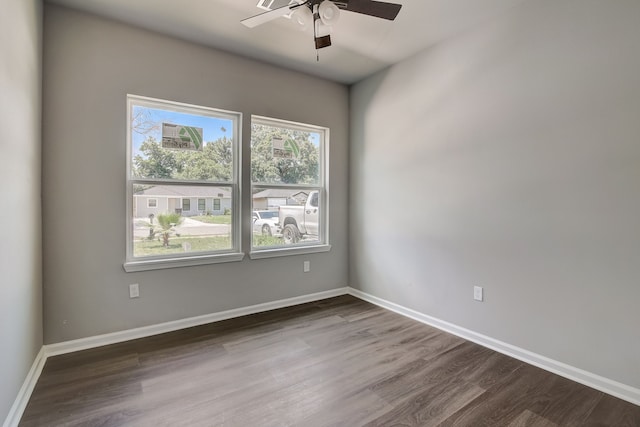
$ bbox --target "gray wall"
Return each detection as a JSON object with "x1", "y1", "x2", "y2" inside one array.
[
  {"x1": 43, "y1": 5, "x2": 349, "y2": 344},
  {"x1": 350, "y1": 0, "x2": 640, "y2": 389},
  {"x1": 0, "y1": 0, "x2": 43, "y2": 422}
]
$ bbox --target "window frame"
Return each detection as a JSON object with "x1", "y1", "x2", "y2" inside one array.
[
  {"x1": 147, "y1": 198, "x2": 158, "y2": 208},
  {"x1": 249, "y1": 115, "x2": 331, "y2": 259},
  {"x1": 124, "y1": 95, "x2": 244, "y2": 272}
]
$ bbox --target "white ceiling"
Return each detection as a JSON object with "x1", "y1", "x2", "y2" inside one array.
[{"x1": 46, "y1": 0, "x2": 527, "y2": 84}]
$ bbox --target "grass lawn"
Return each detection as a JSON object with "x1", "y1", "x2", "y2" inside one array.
[
  {"x1": 191, "y1": 215, "x2": 232, "y2": 225},
  {"x1": 134, "y1": 235, "x2": 231, "y2": 257},
  {"x1": 252, "y1": 235, "x2": 284, "y2": 247},
  {"x1": 134, "y1": 232, "x2": 287, "y2": 257}
]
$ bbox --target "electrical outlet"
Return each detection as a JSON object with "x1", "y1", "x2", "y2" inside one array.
[
  {"x1": 303, "y1": 260, "x2": 310, "y2": 273},
  {"x1": 129, "y1": 283, "x2": 140, "y2": 299},
  {"x1": 473, "y1": 286, "x2": 483, "y2": 302}
]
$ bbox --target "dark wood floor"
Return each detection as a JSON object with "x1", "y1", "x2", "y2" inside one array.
[{"x1": 20, "y1": 295, "x2": 640, "y2": 426}]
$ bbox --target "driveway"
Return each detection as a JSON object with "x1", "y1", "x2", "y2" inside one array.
[{"x1": 134, "y1": 217, "x2": 231, "y2": 238}]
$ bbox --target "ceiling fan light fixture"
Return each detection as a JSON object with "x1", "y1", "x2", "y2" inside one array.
[
  {"x1": 291, "y1": 6, "x2": 313, "y2": 31},
  {"x1": 314, "y1": 6, "x2": 331, "y2": 36},
  {"x1": 318, "y1": 0, "x2": 340, "y2": 25}
]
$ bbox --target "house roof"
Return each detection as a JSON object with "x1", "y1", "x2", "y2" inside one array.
[
  {"x1": 135, "y1": 185, "x2": 231, "y2": 198},
  {"x1": 252, "y1": 189, "x2": 308, "y2": 199}
]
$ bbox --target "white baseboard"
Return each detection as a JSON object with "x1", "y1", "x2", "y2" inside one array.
[
  {"x1": 45, "y1": 287, "x2": 350, "y2": 357},
  {"x1": 2, "y1": 347, "x2": 46, "y2": 427},
  {"x1": 6, "y1": 284, "x2": 637, "y2": 427},
  {"x1": 3, "y1": 287, "x2": 349, "y2": 427},
  {"x1": 347, "y1": 287, "x2": 640, "y2": 407}
]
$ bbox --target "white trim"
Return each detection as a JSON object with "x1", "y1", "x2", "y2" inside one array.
[
  {"x1": 347, "y1": 287, "x2": 640, "y2": 407},
  {"x1": 45, "y1": 287, "x2": 349, "y2": 357},
  {"x1": 2, "y1": 347, "x2": 46, "y2": 427},
  {"x1": 249, "y1": 244, "x2": 331, "y2": 259},
  {"x1": 123, "y1": 252, "x2": 245, "y2": 272}
]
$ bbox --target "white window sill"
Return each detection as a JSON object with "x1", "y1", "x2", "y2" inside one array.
[
  {"x1": 124, "y1": 252, "x2": 245, "y2": 272},
  {"x1": 249, "y1": 244, "x2": 331, "y2": 260}
]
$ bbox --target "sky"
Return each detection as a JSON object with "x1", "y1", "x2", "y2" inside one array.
[
  {"x1": 132, "y1": 104, "x2": 321, "y2": 157},
  {"x1": 131, "y1": 105, "x2": 232, "y2": 155}
]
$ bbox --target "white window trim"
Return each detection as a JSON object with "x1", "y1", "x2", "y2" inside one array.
[
  {"x1": 147, "y1": 198, "x2": 157, "y2": 208},
  {"x1": 124, "y1": 95, "x2": 243, "y2": 271},
  {"x1": 249, "y1": 115, "x2": 330, "y2": 257},
  {"x1": 124, "y1": 253, "x2": 244, "y2": 272},
  {"x1": 249, "y1": 244, "x2": 331, "y2": 260}
]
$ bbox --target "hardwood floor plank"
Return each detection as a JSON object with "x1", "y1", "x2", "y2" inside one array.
[
  {"x1": 508, "y1": 410, "x2": 558, "y2": 427},
  {"x1": 221, "y1": 314, "x2": 346, "y2": 353},
  {"x1": 33, "y1": 353, "x2": 140, "y2": 390},
  {"x1": 438, "y1": 364, "x2": 558, "y2": 426},
  {"x1": 582, "y1": 393, "x2": 640, "y2": 427},
  {"x1": 526, "y1": 375, "x2": 604, "y2": 427},
  {"x1": 363, "y1": 342, "x2": 511, "y2": 426},
  {"x1": 366, "y1": 378, "x2": 485, "y2": 426},
  {"x1": 19, "y1": 295, "x2": 640, "y2": 427}
]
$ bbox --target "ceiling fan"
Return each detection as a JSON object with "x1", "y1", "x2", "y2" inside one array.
[{"x1": 241, "y1": 0, "x2": 402, "y2": 51}]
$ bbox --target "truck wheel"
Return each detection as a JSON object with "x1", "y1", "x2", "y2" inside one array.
[
  {"x1": 282, "y1": 224, "x2": 300, "y2": 244},
  {"x1": 262, "y1": 224, "x2": 272, "y2": 236}
]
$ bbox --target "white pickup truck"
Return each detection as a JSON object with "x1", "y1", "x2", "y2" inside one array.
[{"x1": 278, "y1": 191, "x2": 319, "y2": 244}]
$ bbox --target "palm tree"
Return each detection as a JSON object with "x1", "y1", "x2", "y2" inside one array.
[{"x1": 155, "y1": 212, "x2": 183, "y2": 247}]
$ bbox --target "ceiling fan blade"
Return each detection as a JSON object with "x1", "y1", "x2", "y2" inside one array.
[
  {"x1": 241, "y1": 3, "x2": 304, "y2": 28},
  {"x1": 341, "y1": 0, "x2": 402, "y2": 20}
]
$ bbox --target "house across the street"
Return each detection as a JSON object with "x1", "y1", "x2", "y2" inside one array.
[
  {"x1": 252, "y1": 189, "x2": 309, "y2": 210},
  {"x1": 134, "y1": 185, "x2": 231, "y2": 218}
]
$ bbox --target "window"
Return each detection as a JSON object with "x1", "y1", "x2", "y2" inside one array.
[
  {"x1": 250, "y1": 116, "x2": 329, "y2": 257},
  {"x1": 125, "y1": 95, "x2": 243, "y2": 271},
  {"x1": 213, "y1": 199, "x2": 221, "y2": 211},
  {"x1": 198, "y1": 198, "x2": 206, "y2": 211}
]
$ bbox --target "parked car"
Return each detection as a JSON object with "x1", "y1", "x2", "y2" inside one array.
[
  {"x1": 252, "y1": 210, "x2": 281, "y2": 236},
  {"x1": 278, "y1": 191, "x2": 319, "y2": 244}
]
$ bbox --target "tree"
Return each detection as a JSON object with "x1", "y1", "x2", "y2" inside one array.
[
  {"x1": 133, "y1": 137, "x2": 179, "y2": 179},
  {"x1": 154, "y1": 212, "x2": 183, "y2": 247},
  {"x1": 132, "y1": 137, "x2": 232, "y2": 181},
  {"x1": 250, "y1": 124, "x2": 319, "y2": 184},
  {"x1": 132, "y1": 127, "x2": 319, "y2": 185},
  {"x1": 175, "y1": 137, "x2": 232, "y2": 181},
  {"x1": 131, "y1": 107, "x2": 160, "y2": 136}
]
